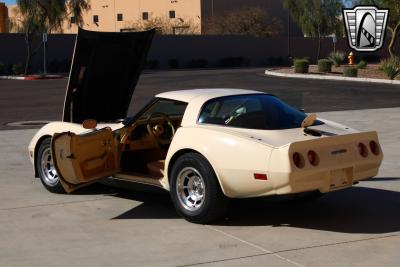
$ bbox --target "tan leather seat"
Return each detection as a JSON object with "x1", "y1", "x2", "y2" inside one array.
[{"x1": 146, "y1": 160, "x2": 165, "y2": 178}]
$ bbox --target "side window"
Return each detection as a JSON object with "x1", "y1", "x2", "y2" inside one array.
[{"x1": 141, "y1": 99, "x2": 188, "y2": 118}]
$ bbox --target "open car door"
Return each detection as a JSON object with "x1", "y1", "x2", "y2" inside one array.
[{"x1": 51, "y1": 127, "x2": 119, "y2": 193}]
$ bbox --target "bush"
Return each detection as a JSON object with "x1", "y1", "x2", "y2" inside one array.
[
  {"x1": 146, "y1": 60, "x2": 159, "y2": 70},
  {"x1": 294, "y1": 59, "x2": 309, "y2": 73},
  {"x1": 168, "y1": 58, "x2": 179, "y2": 69},
  {"x1": 0, "y1": 62, "x2": 5, "y2": 75},
  {"x1": 318, "y1": 59, "x2": 332, "y2": 73},
  {"x1": 267, "y1": 56, "x2": 286, "y2": 66},
  {"x1": 379, "y1": 57, "x2": 400, "y2": 80},
  {"x1": 219, "y1": 57, "x2": 247, "y2": 67},
  {"x1": 187, "y1": 59, "x2": 208, "y2": 68},
  {"x1": 343, "y1": 66, "x2": 358, "y2": 77},
  {"x1": 328, "y1": 51, "x2": 346, "y2": 67},
  {"x1": 357, "y1": 60, "x2": 367, "y2": 69},
  {"x1": 12, "y1": 64, "x2": 24, "y2": 75}
]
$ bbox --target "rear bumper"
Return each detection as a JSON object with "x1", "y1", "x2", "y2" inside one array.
[{"x1": 273, "y1": 161, "x2": 381, "y2": 195}]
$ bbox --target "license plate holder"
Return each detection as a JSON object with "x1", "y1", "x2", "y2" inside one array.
[{"x1": 330, "y1": 167, "x2": 353, "y2": 189}]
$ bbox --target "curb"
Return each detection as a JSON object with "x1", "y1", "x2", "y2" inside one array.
[
  {"x1": 0, "y1": 75, "x2": 64, "y2": 80},
  {"x1": 265, "y1": 69, "x2": 400, "y2": 85}
]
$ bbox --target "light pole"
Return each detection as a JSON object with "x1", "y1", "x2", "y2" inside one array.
[{"x1": 211, "y1": 0, "x2": 214, "y2": 17}]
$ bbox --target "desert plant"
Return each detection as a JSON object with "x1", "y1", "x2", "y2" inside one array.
[
  {"x1": 0, "y1": 62, "x2": 5, "y2": 75},
  {"x1": 294, "y1": 59, "x2": 309, "y2": 73},
  {"x1": 357, "y1": 60, "x2": 367, "y2": 69},
  {"x1": 318, "y1": 59, "x2": 332, "y2": 73},
  {"x1": 343, "y1": 66, "x2": 358, "y2": 77},
  {"x1": 379, "y1": 57, "x2": 400, "y2": 80},
  {"x1": 187, "y1": 59, "x2": 208, "y2": 68},
  {"x1": 203, "y1": 7, "x2": 283, "y2": 37},
  {"x1": 146, "y1": 60, "x2": 159, "y2": 70},
  {"x1": 128, "y1": 16, "x2": 200, "y2": 35},
  {"x1": 12, "y1": 63, "x2": 24, "y2": 75},
  {"x1": 168, "y1": 59, "x2": 179, "y2": 69},
  {"x1": 219, "y1": 57, "x2": 247, "y2": 67},
  {"x1": 328, "y1": 51, "x2": 345, "y2": 67}
]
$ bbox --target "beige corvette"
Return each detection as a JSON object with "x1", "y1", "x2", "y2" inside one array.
[{"x1": 29, "y1": 29, "x2": 383, "y2": 223}]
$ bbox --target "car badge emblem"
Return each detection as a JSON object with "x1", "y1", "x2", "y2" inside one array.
[{"x1": 343, "y1": 6, "x2": 389, "y2": 52}]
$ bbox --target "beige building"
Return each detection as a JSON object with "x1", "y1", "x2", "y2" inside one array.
[
  {"x1": 6, "y1": 0, "x2": 202, "y2": 34},
  {"x1": 0, "y1": 2, "x2": 8, "y2": 33},
  {"x1": 4, "y1": 0, "x2": 302, "y2": 36}
]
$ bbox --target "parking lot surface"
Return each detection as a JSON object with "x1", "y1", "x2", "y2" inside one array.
[
  {"x1": 0, "y1": 106, "x2": 399, "y2": 267},
  {"x1": 1, "y1": 68, "x2": 400, "y2": 130}
]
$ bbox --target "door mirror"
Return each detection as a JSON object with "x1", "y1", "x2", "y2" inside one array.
[{"x1": 82, "y1": 119, "x2": 98, "y2": 129}]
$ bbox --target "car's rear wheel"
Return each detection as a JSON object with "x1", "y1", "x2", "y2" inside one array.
[
  {"x1": 36, "y1": 137, "x2": 65, "y2": 194},
  {"x1": 170, "y1": 152, "x2": 229, "y2": 224}
]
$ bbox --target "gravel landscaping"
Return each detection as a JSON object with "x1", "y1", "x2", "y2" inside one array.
[{"x1": 275, "y1": 64, "x2": 398, "y2": 80}]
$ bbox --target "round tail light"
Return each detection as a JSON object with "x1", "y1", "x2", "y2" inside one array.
[
  {"x1": 369, "y1": 141, "x2": 380, "y2": 155},
  {"x1": 292, "y1": 152, "x2": 304, "y2": 168},
  {"x1": 307, "y1": 150, "x2": 319, "y2": 166},
  {"x1": 358, "y1": 143, "x2": 368, "y2": 158}
]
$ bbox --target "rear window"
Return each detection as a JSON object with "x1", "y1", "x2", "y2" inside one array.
[{"x1": 198, "y1": 94, "x2": 323, "y2": 130}]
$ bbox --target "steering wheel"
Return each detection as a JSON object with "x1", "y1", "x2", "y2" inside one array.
[{"x1": 146, "y1": 112, "x2": 176, "y2": 144}]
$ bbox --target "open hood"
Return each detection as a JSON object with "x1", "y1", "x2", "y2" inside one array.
[{"x1": 63, "y1": 28, "x2": 155, "y2": 123}]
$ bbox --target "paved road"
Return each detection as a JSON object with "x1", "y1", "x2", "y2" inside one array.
[
  {"x1": 0, "y1": 107, "x2": 399, "y2": 266},
  {"x1": 1, "y1": 68, "x2": 400, "y2": 130}
]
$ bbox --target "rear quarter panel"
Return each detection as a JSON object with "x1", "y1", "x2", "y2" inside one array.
[{"x1": 164, "y1": 126, "x2": 275, "y2": 198}]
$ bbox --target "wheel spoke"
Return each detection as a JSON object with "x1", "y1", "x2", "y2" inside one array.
[{"x1": 176, "y1": 167, "x2": 206, "y2": 212}]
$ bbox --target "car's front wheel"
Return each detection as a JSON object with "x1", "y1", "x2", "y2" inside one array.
[
  {"x1": 170, "y1": 152, "x2": 229, "y2": 224},
  {"x1": 36, "y1": 137, "x2": 65, "y2": 194}
]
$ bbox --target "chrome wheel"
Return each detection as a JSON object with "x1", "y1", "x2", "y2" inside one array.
[
  {"x1": 40, "y1": 147, "x2": 59, "y2": 186},
  {"x1": 176, "y1": 167, "x2": 206, "y2": 211}
]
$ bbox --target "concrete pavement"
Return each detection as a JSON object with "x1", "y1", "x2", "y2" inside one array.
[{"x1": 0, "y1": 107, "x2": 399, "y2": 267}]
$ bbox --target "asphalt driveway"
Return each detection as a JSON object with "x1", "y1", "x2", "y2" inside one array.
[{"x1": 0, "y1": 68, "x2": 400, "y2": 130}]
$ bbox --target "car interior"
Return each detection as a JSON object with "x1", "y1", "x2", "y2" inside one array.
[{"x1": 118, "y1": 98, "x2": 188, "y2": 179}]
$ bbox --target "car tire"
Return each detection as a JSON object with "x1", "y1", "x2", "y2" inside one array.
[
  {"x1": 36, "y1": 137, "x2": 66, "y2": 194},
  {"x1": 170, "y1": 152, "x2": 229, "y2": 224}
]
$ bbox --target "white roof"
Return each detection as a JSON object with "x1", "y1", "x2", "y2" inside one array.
[{"x1": 156, "y1": 88, "x2": 263, "y2": 103}]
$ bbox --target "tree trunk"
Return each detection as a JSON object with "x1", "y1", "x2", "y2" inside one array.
[
  {"x1": 388, "y1": 24, "x2": 399, "y2": 58},
  {"x1": 316, "y1": 25, "x2": 321, "y2": 62},
  {"x1": 24, "y1": 32, "x2": 31, "y2": 75}
]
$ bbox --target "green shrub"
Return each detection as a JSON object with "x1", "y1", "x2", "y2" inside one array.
[
  {"x1": 0, "y1": 62, "x2": 5, "y2": 75},
  {"x1": 146, "y1": 59, "x2": 159, "y2": 69},
  {"x1": 357, "y1": 60, "x2": 367, "y2": 69},
  {"x1": 220, "y1": 57, "x2": 247, "y2": 67},
  {"x1": 12, "y1": 64, "x2": 24, "y2": 75},
  {"x1": 318, "y1": 59, "x2": 332, "y2": 73},
  {"x1": 343, "y1": 66, "x2": 358, "y2": 77},
  {"x1": 187, "y1": 59, "x2": 208, "y2": 68},
  {"x1": 168, "y1": 58, "x2": 179, "y2": 69},
  {"x1": 379, "y1": 57, "x2": 400, "y2": 80},
  {"x1": 328, "y1": 51, "x2": 346, "y2": 67},
  {"x1": 294, "y1": 59, "x2": 309, "y2": 73}
]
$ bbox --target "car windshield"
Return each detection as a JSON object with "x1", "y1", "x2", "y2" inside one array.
[
  {"x1": 198, "y1": 94, "x2": 323, "y2": 130},
  {"x1": 140, "y1": 99, "x2": 188, "y2": 119}
]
